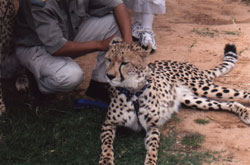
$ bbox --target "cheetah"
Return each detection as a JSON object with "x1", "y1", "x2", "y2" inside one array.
[
  {"x1": 99, "y1": 37, "x2": 250, "y2": 165},
  {"x1": 0, "y1": 0, "x2": 28, "y2": 115}
]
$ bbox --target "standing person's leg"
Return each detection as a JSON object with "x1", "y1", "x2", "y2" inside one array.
[
  {"x1": 141, "y1": 13, "x2": 154, "y2": 30},
  {"x1": 124, "y1": 0, "x2": 166, "y2": 50},
  {"x1": 74, "y1": 14, "x2": 120, "y2": 102},
  {"x1": 15, "y1": 46, "x2": 83, "y2": 94},
  {"x1": 139, "y1": 13, "x2": 157, "y2": 50}
]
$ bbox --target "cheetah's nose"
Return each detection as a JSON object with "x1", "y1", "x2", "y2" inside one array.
[{"x1": 106, "y1": 74, "x2": 115, "y2": 80}]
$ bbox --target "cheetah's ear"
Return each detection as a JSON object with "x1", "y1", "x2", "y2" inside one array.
[
  {"x1": 138, "y1": 44, "x2": 152, "y2": 59},
  {"x1": 144, "y1": 44, "x2": 153, "y2": 54},
  {"x1": 109, "y1": 36, "x2": 123, "y2": 46}
]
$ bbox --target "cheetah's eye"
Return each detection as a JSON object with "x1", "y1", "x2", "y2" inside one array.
[
  {"x1": 121, "y1": 62, "x2": 129, "y2": 66},
  {"x1": 105, "y1": 58, "x2": 111, "y2": 63}
]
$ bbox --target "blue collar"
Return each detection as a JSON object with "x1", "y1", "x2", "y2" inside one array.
[
  {"x1": 115, "y1": 83, "x2": 148, "y2": 102},
  {"x1": 115, "y1": 82, "x2": 149, "y2": 118}
]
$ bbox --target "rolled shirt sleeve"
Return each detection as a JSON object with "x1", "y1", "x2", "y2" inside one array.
[{"x1": 31, "y1": 1, "x2": 67, "y2": 54}]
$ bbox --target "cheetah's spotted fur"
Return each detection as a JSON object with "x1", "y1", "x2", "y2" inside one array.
[
  {"x1": 0, "y1": 0, "x2": 28, "y2": 116},
  {"x1": 99, "y1": 37, "x2": 250, "y2": 165},
  {"x1": 0, "y1": 0, "x2": 16, "y2": 115}
]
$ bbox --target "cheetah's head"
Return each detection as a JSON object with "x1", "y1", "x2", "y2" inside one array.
[{"x1": 105, "y1": 37, "x2": 151, "y2": 90}]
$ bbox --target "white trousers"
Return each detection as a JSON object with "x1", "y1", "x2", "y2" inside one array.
[{"x1": 123, "y1": 0, "x2": 166, "y2": 14}]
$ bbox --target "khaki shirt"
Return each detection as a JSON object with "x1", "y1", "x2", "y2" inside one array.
[{"x1": 15, "y1": 0, "x2": 123, "y2": 54}]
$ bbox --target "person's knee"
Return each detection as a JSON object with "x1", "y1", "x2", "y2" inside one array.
[
  {"x1": 39, "y1": 58, "x2": 84, "y2": 93},
  {"x1": 61, "y1": 63, "x2": 84, "y2": 89},
  {"x1": 68, "y1": 66, "x2": 84, "y2": 87}
]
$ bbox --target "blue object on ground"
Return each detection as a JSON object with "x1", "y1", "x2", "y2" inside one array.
[{"x1": 74, "y1": 99, "x2": 109, "y2": 110}]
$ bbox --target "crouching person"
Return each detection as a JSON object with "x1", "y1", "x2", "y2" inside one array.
[{"x1": 14, "y1": 0, "x2": 132, "y2": 101}]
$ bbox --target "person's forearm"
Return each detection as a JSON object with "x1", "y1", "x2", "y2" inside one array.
[
  {"x1": 53, "y1": 40, "x2": 102, "y2": 58},
  {"x1": 53, "y1": 3, "x2": 132, "y2": 57},
  {"x1": 114, "y1": 4, "x2": 132, "y2": 42}
]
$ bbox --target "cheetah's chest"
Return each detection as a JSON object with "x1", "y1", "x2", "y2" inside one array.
[{"x1": 112, "y1": 77, "x2": 183, "y2": 131}]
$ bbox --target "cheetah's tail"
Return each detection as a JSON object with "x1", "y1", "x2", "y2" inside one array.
[{"x1": 203, "y1": 43, "x2": 237, "y2": 80}]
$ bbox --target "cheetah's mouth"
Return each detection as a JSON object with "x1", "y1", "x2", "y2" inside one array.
[
  {"x1": 108, "y1": 79, "x2": 147, "y2": 92},
  {"x1": 109, "y1": 81, "x2": 121, "y2": 87},
  {"x1": 105, "y1": 76, "x2": 121, "y2": 87}
]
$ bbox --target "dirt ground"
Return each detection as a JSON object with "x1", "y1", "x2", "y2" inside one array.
[{"x1": 75, "y1": 0, "x2": 250, "y2": 164}]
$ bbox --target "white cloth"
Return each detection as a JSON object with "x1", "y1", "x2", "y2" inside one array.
[{"x1": 123, "y1": 0, "x2": 166, "y2": 14}]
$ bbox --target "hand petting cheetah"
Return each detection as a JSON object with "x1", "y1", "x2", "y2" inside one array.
[
  {"x1": 99, "y1": 37, "x2": 250, "y2": 165},
  {"x1": 0, "y1": 0, "x2": 29, "y2": 116}
]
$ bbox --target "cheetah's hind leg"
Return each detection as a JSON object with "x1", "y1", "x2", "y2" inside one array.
[{"x1": 180, "y1": 88, "x2": 250, "y2": 124}]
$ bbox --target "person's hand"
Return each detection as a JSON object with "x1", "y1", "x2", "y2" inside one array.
[{"x1": 98, "y1": 35, "x2": 115, "y2": 51}]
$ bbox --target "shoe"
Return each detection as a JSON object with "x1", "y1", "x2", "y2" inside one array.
[
  {"x1": 132, "y1": 21, "x2": 142, "y2": 41},
  {"x1": 139, "y1": 28, "x2": 157, "y2": 52},
  {"x1": 85, "y1": 80, "x2": 110, "y2": 103}
]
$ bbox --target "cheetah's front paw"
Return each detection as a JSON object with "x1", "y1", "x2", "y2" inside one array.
[{"x1": 99, "y1": 157, "x2": 114, "y2": 165}]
